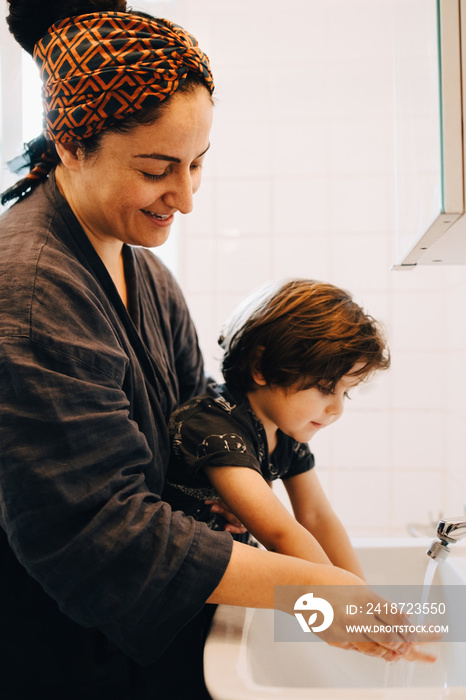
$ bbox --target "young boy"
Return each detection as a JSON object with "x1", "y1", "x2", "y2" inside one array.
[{"x1": 164, "y1": 279, "x2": 390, "y2": 574}]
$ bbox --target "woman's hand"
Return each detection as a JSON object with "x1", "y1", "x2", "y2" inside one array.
[
  {"x1": 329, "y1": 641, "x2": 437, "y2": 663},
  {"x1": 204, "y1": 499, "x2": 247, "y2": 535},
  {"x1": 312, "y1": 585, "x2": 440, "y2": 663},
  {"x1": 207, "y1": 543, "x2": 441, "y2": 665}
]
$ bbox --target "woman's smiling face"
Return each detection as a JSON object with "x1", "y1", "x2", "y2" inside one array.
[{"x1": 58, "y1": 86, "x2": 213, "y2": 251}]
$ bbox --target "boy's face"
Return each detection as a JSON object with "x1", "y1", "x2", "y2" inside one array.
[{"x1": 247, "y1": 364, "x2": 364, "y2": 445}]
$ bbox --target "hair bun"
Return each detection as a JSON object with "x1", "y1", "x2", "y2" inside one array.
[{"x1": 6, "y1": 0, "x2": 128, "y2": 54}]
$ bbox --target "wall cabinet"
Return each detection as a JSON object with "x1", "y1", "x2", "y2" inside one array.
[{"x1": 394, "y1": 0, "x2": 466, "y2": 267}]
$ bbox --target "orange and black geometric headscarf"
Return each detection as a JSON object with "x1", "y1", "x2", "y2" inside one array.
[{"x1": 33, "y1": 12, "x2": 214, "y2": 144}]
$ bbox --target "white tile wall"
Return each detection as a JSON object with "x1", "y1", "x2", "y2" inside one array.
[{"x1": 163, "y1": 0, "x2": 466, "y2": 536}]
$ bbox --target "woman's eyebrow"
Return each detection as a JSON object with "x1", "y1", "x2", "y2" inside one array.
[{"x1": 133, "y1": 144, "x2": 211, "y2": 163}]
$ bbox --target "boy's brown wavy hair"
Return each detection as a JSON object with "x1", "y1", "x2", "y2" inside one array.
[{"x1": 219, "y1": 279, "x2": 390, "y2": 393}]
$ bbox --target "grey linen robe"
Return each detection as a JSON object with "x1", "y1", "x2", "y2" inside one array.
[{"x1": 0, "y1": 173, "x2": 232, "y2": 692}]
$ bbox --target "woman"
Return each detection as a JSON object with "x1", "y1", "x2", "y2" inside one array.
[{"x1": 0, "y1": 2, "x2": 427, "y2": 698}]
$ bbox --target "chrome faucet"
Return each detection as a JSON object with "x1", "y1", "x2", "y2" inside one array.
[{"x1": 427, "y1": 517, "x2": 466, "y2": 563}]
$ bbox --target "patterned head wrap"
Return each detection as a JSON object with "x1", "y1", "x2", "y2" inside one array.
[{"x1": 33, "y1": 11, "x2": 214, "y2": 144}]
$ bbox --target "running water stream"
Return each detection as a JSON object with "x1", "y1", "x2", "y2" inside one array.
[
  {"x1": 384, "y1": 557, "x2": 439, "y2": 688},
  {"x1": 420, "y1": 558, "x2": 440, "y2": 614}
]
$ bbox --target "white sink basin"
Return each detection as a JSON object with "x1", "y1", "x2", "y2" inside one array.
[{"x1": 204, "y1": 538, "x2": 466, "y2": 699}]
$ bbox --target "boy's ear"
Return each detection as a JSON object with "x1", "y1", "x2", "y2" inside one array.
[{"x1": 250, "y1": 346, "x2": 267, "y2": 386}]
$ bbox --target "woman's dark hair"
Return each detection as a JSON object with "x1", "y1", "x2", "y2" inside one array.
[
  {"x1": 219, "y1": 279, "x2": 391, "y2": 393},
  {"x1": 6, "y1": 0, "x2": 128, "y2": 56},
  {"x1": 2, "y1": 1, "x2": 211, "y2": 206}
]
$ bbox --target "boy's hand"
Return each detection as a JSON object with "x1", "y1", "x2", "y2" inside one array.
[{"x1": 205, "y1": 499, "x2": 247, "y2": 534}]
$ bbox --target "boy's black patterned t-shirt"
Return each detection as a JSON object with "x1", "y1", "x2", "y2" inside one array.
[{"x1": 164, "y1": 382, "x2": 315, "y2": 531}]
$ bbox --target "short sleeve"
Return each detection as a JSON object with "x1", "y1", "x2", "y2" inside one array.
[
  {"x1": 280, "y1": 438, "x2": 315, "y2": 479},
  {"x1": 169, "y1": 402, "x2": 262, "y2": 486}
]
